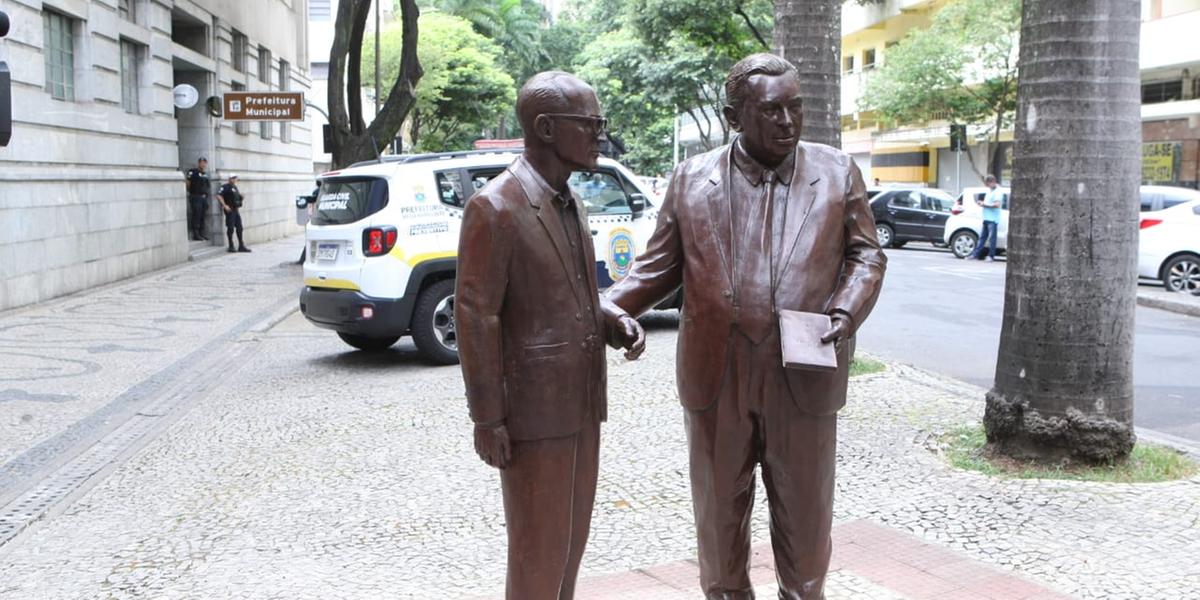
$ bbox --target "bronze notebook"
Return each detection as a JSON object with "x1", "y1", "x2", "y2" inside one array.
[{"x1": 778, "y1": 309, "x2": 838, "y2": 372}]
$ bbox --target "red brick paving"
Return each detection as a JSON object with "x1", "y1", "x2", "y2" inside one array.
[
  {"x1": 575, "y1": 519, "x2": 1070, "y2": 599},
  {"x1": 477, "y1": 519, "x2": 1073, "y2": 599}
]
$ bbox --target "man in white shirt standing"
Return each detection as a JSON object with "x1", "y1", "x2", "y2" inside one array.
[{"x1": 970, "y1": 174, "x2": 1003, "y2": 260}]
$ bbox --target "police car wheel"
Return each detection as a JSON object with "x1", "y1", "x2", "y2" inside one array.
[
  {"x1": 337, "y1": 332, "x2": 400, "y2": 352},
  {"x1": 412, "y1": 279, "x2": 460, "y2": 365}
]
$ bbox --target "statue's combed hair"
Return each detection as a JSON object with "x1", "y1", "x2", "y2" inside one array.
[
  {"x1": 724, "y1": 53, "x2": 798, "y2": 116},
  {"x1": 516, "y1": 71, "x2": 576, "y2": 136}
]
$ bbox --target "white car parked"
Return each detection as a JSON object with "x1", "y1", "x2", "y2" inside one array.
[
  {"x1": 942, "y1": 186, "x2": 1012, "y2": 258},
  {"x1": 1138, "y1": 186, "x2": 1200, "y2": 293},
  {"x1": 299, "y1": 150, "x2": 675, "y2": 363}
]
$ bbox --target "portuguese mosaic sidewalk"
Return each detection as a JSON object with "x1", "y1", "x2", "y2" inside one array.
[{"x1": 0, "y1": 245, "x2": 1196, "y2": 598}]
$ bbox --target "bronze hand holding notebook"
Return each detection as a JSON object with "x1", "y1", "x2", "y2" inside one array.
[{"x1": 778, "y1": 309, "x2": 838, "y2": 372}]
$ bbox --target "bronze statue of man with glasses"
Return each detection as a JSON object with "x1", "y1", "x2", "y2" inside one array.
[{"x1": 456, "y1": 71, "x2": 645, "y2": 599}]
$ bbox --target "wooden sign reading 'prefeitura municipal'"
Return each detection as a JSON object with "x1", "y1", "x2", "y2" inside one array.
[{"x1": 222, "y1": 92, "x2": 305, "y2": 121}]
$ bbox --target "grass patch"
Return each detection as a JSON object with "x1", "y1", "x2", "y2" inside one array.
[
  {"x1": 942, "y1": 424, "x2": 1199, "y2": 483},
  {"x1": 849, "y1": 356, "x2": 886, "y2": 377}
]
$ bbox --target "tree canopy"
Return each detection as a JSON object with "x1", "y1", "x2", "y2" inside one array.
[
  {"x1": 566, "y1": 0, "x2": 772, "y2": 174},
  {"x1": 351, "y1": 0, "x2": 772, "y2": 174},
  {"x1": 861, "y1": 0, "x2": 1020, "y2": 175},
  {"x1": 365, "y1": 13, "x2": 515, "y2": 152}
]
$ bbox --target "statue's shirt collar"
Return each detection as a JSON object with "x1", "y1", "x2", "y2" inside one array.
[{"x1": 731, "y1": 138, "x2": 794, "y2": 187}]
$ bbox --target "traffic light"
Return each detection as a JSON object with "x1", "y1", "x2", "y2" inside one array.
[
  {"x1": 948, "y1": 124, "x2": 967, "y2": 152},
  {"x1": 1, "y1": 9, "x2": 11, "y2": 147}
]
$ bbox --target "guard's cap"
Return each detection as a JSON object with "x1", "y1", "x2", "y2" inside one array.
[{"x1": 228, "y1": 173, "x2": 239, "y2": 180}]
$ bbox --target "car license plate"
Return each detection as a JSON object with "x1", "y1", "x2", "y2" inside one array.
[{"x1": 316, "y1": 243, "x2": 339, "y2": 261}]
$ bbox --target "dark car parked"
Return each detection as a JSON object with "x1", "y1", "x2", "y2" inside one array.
[{"x1": 869, "y1": 188, "x2": 955, "y2": 248}]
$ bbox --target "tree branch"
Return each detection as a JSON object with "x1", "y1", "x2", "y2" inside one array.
[
  {"x1": 327, "y1": 0, "x2": 357, "y2": 138},
  {"x1": 735, "y1": 4, "x2": 769, "y2": 50},
  {"x1": 347, "y1": 0, "x2": 372, "y2": 135},
  {"x1": 367, "y1": 0, "x2": 423, "y2": 145},
  {"x1": 686, "y1": 106, "x2": 712, "y2": 149}
]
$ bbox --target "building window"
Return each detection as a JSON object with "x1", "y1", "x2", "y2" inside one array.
[
  {"x1": 863, "y1": 48, "x2": 876, "y2": 70},
  {"x1": 120, "y1": 40, "x2": 141, "y2": 114},
  {"x1": 260, "y1": 120, "x2": 273, "y2": 140},
  {"x1": 843, "y1": 55, "x2": 855, "y2": 74},
  {"x1": 233, "y1": 82, "x2": 248, "y2": 135},
  {"x1": 1142, "y1": 80, "x2": 1183, "y2": 104},
  {"x1": 232, "y1": 30, "x2": 248, "y2": 73},
  {"x1": 118, "y1": 0, "x2": 135, "y2": 22},
  {"x1": 279, "y1": 59, "x2": 291, "y2": 142},
  {"x1": 43, "y1": 11, "x2": 76, "y2": 101},
  {"x1": 278, "y1": 59, "x2": 290, "y2": 91},
  {"x1": 309, "y1": 0, "x2": 331, "y2": 21},
  {"x1": 258, "y1": 46, "x2": 272, "y2": 83}
]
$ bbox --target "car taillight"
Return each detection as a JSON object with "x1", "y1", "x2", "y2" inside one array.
[
  {"x1": 362, "y1": 226, "x2": 398, "y2": 256},
  {"x1": 951, "y1": 205, "x2": 964, "y2": 215},
  {"x1": 1139, "y1": 218, "x2": 1163, "y2": 229}
]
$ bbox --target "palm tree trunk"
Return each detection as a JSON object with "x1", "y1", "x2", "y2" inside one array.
[
  {"x1": 984, "y1": 0, "x2": 1141, "y2": 462},
  {"x1": 772, "y1": 0, "x2": 840, "y2": 149}
]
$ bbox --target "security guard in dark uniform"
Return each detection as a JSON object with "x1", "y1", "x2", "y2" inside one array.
[
  {"x1": 184, "y1": 157, "x2": 211, "y2": 241},
  {"x1": 218, "y1": 174, "x2": 250, "y2": 253}
]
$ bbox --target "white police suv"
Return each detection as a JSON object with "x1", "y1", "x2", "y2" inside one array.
[{"x1": 299, "y1": 150, "x2": 677, "y2": 363}]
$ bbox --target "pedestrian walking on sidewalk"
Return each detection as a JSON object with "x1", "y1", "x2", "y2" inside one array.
[
  {"x1": 184, "y1": 157, "x2": 211, "y2": 241},
  {"x1": 969, "y1": 174, "x2": 1002, "y2": 260},
  {"x1": 217, "y1": 174, "x2": 251, "y2": 253}
]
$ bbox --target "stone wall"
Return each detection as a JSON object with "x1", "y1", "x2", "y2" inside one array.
[{"x1": 0, "y1": 0, "x2": 313, "y2": 312}]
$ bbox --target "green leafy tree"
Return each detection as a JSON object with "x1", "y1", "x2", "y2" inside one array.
[
  {"x1": 574, "y1": 0, "x2": 771, "y2": 172},
  {"x1": 365, "y1": 13, "x2": 515, "y2": 151},
  {"x1": 574, "y1": 30, "x2": 676, "y2": 174},
  {"x1": 420, "y1": 0, "x2": 547, "y2": 82},
  {"x1": 629, "y1": 0, "x2": 772, "y2": 56},
  {"x1": 861, "y1": 0, "x2": 1020, "y2": 177}
]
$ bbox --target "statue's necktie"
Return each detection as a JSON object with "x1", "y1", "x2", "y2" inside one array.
[{"x1": 736, "y1": 170, "x2": 777, "y2": 345}]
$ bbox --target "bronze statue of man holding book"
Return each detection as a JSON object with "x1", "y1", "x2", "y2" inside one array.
[{"x1": 601, "y1": 53, "x2": 887, "y2": 599}]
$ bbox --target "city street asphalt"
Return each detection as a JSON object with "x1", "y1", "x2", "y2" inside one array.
[{"x1": 857, "y1": 244, "x2": 1200, "y2": 442}]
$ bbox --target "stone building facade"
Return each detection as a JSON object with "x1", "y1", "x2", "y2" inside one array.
[{"x1": 0, "y1": 0, "x2": 313, "y2": 311}]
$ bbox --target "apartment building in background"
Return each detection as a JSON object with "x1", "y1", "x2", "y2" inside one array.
[
  {"x1": 839, "y1": 0, "x2": 1200, "y2": 191},
  {"x1": 0, "y1": 0, "x2": 313, "y2": 311}
]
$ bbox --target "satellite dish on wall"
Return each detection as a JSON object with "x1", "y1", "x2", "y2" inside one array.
[
  {"x1": 205, "y1": 96, "x2": 223, "y2": 118},
  {"x1": 172, "y1": 84, "x2": 199, "y2": 109}
]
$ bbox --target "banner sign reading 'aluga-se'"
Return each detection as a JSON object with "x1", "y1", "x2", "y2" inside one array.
[{"x1": 223, "y1": 92, "x2": 305, "y2": 121}]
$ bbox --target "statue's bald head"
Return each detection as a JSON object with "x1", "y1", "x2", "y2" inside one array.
[{"x1": 517, "y1": 71, "x2": 595, "y2": 141}]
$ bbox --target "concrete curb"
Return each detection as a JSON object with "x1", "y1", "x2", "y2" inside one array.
[
  {"x1": 1136, "y1": 290, "x2": 1200, "y2": 317},
  {"x1": 1136, "y1": 427, "x2": 1200, "y2": 461}
]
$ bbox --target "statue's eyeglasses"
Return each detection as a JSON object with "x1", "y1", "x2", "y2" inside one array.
[{"x1": 544, "y1": 113, "x2": 609, "y2": 134}]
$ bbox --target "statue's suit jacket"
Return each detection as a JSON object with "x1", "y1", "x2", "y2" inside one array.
[
  {"x1": 606, "y1": 141, "x2": 886, "y2": 414},
  {"x1": 456, "y1": 157, "x2": 608, "y2": 441}
]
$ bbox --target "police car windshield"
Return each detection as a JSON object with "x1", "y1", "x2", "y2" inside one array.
[{"x1": 312, "y1": 177, "x2": 389, "y2": 226}]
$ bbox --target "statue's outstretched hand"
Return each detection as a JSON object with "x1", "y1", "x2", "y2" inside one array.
[
  {"x1": 474, "y1": 423, "x2": 511, "y2": 469},
  {"x1": 616, "y1": 315, "x2": 646, "y2": 360}
]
